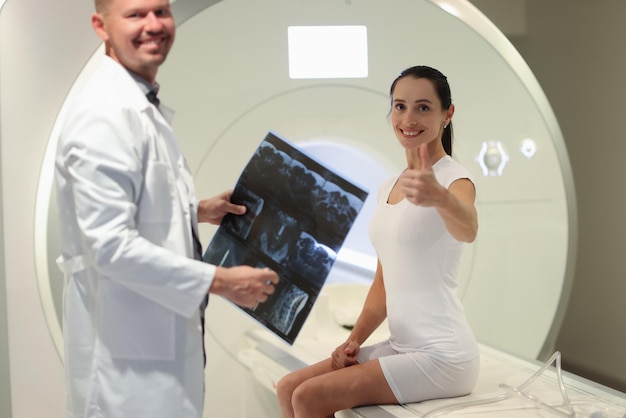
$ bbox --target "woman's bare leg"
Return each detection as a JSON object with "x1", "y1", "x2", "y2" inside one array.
[
  {"x1": 288, "y1": 359, "x2": 397, "y2": 418},
  {"x1": 276, "y1": 359, "x2": 336, "y2": 418}
]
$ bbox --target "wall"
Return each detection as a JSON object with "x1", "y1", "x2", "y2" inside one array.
[
  {"x1": 0, "y1": 98, "x2": 12, "y2": 418},
  {"x1": 0, "y1": 4, "x2": 12, "y2": 414},
  {"x1": 0, "y1": 1, "x2": 95, "y2": 416},
  {"x1": 473, "y1": 0, "x2": 626, "y2": 392}
]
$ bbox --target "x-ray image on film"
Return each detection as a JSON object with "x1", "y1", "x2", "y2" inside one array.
[{"x1": 203, "y1": 131, "x2": 369, "y2": 344}]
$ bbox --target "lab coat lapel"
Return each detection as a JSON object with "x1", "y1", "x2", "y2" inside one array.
[{"x1": 150, "y1": 104, "x2": 200, "y2": 254}]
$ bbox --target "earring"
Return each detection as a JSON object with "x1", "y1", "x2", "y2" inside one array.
[{"x1": 443, "y1": 123, "x2": 448, "y2": 129}]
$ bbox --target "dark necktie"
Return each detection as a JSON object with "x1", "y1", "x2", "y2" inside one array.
[
  {"x1": 146, "y1": 90, "x2": 160, "y2": 107},
  {"x1": 193, "y1": 225, "x2": 209, "y2": 367},
  {"x1": 187, "y1": 166, "x2": 208, "y2": 367}
]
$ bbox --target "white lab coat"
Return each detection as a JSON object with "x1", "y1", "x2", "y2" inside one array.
[{"x1": 55, "y1": 56, "x2": 214, "y2": 418}]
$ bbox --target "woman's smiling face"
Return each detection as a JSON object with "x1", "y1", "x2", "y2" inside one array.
[{"x1": 390, "y1": 76, "x2": 449, "y2": 152}]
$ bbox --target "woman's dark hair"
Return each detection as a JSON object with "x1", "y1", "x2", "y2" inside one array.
[{"x1": 389, "y1": 66, "x2": 453, "y2": 155}]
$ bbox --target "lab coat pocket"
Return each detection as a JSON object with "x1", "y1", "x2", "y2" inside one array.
[{"x1": 98, "y1": 280, "x2": 175, "y2": 361}]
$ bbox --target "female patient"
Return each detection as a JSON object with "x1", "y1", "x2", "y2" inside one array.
[{"x1": 276, "y1": 65, "x2": 480, "y2": 418}]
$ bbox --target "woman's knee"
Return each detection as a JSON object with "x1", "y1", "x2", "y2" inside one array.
[
  {"x1": 276, "y1": 373, "x2": 296, "y2": 401},
  {"x1": 291, "y1": 379, "x2": 330, "y2": 416},
  {"x1": 291, "y1": 383, "x2": 313, "y2": 415}
]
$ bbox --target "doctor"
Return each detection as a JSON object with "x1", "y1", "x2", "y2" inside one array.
[{"x1": 54, "y1": 0, "x2": 279, "y2": 417}]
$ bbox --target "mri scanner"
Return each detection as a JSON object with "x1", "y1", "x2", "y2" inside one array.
[{"x1": 2, "y1": 0, "x2": 626, "y2": 416}]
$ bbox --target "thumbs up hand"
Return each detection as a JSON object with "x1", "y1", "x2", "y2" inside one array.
[{"x1": 398, "y1": 144, "x2": 447, "y2": 207}]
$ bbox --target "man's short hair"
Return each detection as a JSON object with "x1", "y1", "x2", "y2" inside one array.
[{"x1": 94, "y1": 0, "x2": 110, "y2": 13}]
